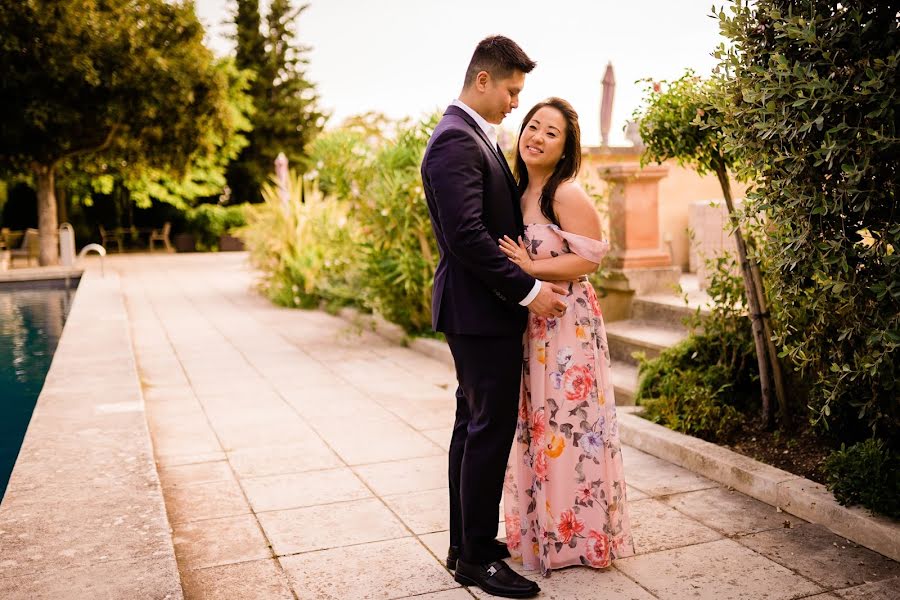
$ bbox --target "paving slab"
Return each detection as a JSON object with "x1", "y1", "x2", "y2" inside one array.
[
  {"x1": 280, "y1": 537, "x2": 455, "y2": 600},
  {"x1": 422, "y1": 426, "x2": 453, "y2": 451},
  {"x1": 621, "y1": 444, "x2": 719, "y2": 496},
  {"x1": 312, "y1": 418, "x2": 444, "y2": 465},
  {"x1": 257, "y1": 497, "x2": 409, "y2": 556},
  {"x1": 157, "y1": 460, "x2": 235, "y2": 488},
  {"x1": 662, "y1": 486, "x2": 805, "y2": 536},
  {"x1": 629, "y1": 498, "x2": 723, "y2": 554},
  {"x1": 738, "y1": 523, "x2": 900, "y2": 590},
  {"x1": 355, "y1": 454, "x2": 448, "y2": 497},
  {"x1": 0, "y1": 268, "x2": 180, "y2": 598},
  {"x1": 171, "y1": 514, "x2": 272, "y2": 571},
  {"x1": 241, "y1": 468, "x2": 372, "y2": 513},
  {"x1": 834, "y1": 576, "x2": 900, "y2": 599},
  {"x1": 627, "y1": 484, "x2": 650, "y2": 501},
  {"x1": 180, "y1": 559, "x2": 295, "y2": 600},
  {"x1": 226, "y1": 442, "x2": 343, "y2": 478},
  {"x1": 163, "y1": 477, "x2": 250, "y2": 525},
  {"x1": 383, "y1": 487, "x2": 451, "y2": 535},
  {"x1": 0, "y1": 555, "x2": 182, "y2": 600},
  {"x1": 616, "y1": 408, "x2": 900, "y2": 561},
  {"x1": 0, "y1": 486, "x2": 174, "y2": 578},
  {"x1": 616, "y1": 538, "x2": 824, "y2": 599}
]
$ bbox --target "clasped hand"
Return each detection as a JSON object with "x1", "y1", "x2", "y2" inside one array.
[{"x1": 499, "y1": 235, "x2": 567, "y2": 318}]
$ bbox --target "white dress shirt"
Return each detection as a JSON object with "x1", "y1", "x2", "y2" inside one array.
[
  {"x1": 451, "y1": 99, "x2": 542, "y2": 307},
  {"x1": 451, "y1": 98, "x2": 498, "y2": 148}
]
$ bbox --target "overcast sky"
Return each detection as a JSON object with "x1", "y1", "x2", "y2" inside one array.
[{"x1": 195, "y1": 0, "x2": 726, "y2": 145}]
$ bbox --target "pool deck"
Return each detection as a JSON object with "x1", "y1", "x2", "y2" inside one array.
[
  {"x1": 0, "y1": 267, "x2": 181, "y2": 598},
  {"x1": 1, "y1": 252, "x2": 898, "y2": 599}
]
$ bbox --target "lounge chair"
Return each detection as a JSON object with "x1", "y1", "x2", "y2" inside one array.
[
  {"x1": 149, "y1": 222, "x2": 173, "y2": 252},
  {"x1": 99, "y1": 224, "x2": 124, "y2": 253},
  {"x1": 10, "y1": 228, "x2": 40, "y2": 266}
]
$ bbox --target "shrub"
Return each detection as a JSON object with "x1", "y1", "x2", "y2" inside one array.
[
  {"x1": 355, "y1": 116, "x2": 439, "y2": 334},
  {"x1": 239, "y1": 176, "x2": 362, "y2": 309},
  {"x1": 714, "y1": 0, "x2": 899, "y2": 444},
  {"x1": 824, "y1": 439, "x2": 900, "y2": 519},
  {"x1": 636, "y1": 251, "x2": 757, "y2": 441},
  {"x1": 305, "y1": 128, "x2": 375, "y2": 202},
  {"x1": 241, "y1": 114, "x2": 441, "y2": 333},
  {"x1": 186, "y1": 203, "x2": 247, "y2": 251},
  {"x1": 637, "y1": 337, "x2": 744, "y2": 441}
]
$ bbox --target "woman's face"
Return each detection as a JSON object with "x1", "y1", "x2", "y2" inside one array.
[{"x1": 518, "y1": 106, "x2": 567, "y2": 171}]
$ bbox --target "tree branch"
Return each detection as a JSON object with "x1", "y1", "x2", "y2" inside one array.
[{"x1": 59, "y1": 123, "x2": 121, "y2": 163}]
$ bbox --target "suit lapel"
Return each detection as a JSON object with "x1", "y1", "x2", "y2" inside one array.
[
  {"x1": 446, "y1": 106, "x2": 518, "y2": 191},
  {"x1": 473, "y1": 126, "x2": 519, "y2": 191}
]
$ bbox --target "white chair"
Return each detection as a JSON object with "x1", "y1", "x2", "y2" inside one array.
[{"x1": 10, "y1": 228, "x2": 40, "y2": 266}]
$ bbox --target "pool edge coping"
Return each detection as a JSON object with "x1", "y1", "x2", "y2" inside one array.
[{"x1": 0, "y1": 267, "x2": 183, "y2": 597}]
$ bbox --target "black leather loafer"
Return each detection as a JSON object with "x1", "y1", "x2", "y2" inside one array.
[
  {"x1": 446, "y1": 539, "x2": 511, "y2": 570},
  {"x1": 454, "y1": 559, "x2": 539, "y2": 598}
]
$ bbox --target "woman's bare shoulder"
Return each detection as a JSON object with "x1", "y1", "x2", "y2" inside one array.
[
  {"x1": 554, "y1": 181, "x2": 600, "y2": 235},
  {"x1": 554, "y1": 180, "x2": 592, "y2": 204}
]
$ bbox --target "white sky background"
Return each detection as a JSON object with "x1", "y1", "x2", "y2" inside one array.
[{"x1": 195, "y1": 0, "x2": 726, "y2": 146}]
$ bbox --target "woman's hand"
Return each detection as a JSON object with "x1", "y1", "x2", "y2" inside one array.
[{"x1": 499, "y1": 235, "x2": 535, "y2": 276}]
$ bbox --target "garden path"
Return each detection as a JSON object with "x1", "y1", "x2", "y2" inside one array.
[{"x1": 115, "y1": 252, "x2": 899, "y2": 600}]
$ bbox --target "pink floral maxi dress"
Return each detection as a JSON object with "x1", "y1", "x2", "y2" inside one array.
[{"x1": 504, "y1": 223, "x2": 635, "y2": 575}]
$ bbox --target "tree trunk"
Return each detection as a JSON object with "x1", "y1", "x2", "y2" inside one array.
[
  {"x1": 746, "y1": 239, "x2": 790, "y2": 424},
  {"x1": 56, "y1": 182, "x2": 68, "y2": 225},
  {"x1": 713, "y1": 161, "x2": 774, "y2": 425},
  {"x1": 34, "y1": 163, "x2": 59, "y2": 266}
]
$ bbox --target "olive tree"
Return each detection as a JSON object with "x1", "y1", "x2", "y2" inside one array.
[
  {"x1": 0, "y1": 0, "x2": 233, "y2": 264},
  {"x1": 636, "y1": 72, "x2": 788, "y2": 426}
]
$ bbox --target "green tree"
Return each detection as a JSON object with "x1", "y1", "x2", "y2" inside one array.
[
  {"x1": 234, "y1": 0, "x2": 266, "y2": 77},
  {"x1": 119, "y1": 59, "x2": 253, "y2": 210},
  {"x1": 713, "y1": 1, "x2": 898, "y2": 445},
  {"x1": 0, "y1": 0, "x2": 233, "y2": 264},
  {"x1": 636, "y1": 72, "x2": 788, "y2": 425},
  {"x1": 226, "y1": 0, "x2": 325, "y2": 204}
]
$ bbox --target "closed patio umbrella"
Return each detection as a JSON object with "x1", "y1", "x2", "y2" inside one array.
[{"x1": 600, "y1": 62, "x2": 616, "y2": 147}]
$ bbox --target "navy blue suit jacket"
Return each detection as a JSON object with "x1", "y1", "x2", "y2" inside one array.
[{"x1": 421, "y1": 105, "x2": 536, "y2": 336}]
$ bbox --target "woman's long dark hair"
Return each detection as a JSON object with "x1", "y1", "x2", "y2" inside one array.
[{"x1": 513, "y1": 97, "x2": 582, "y2": 226}]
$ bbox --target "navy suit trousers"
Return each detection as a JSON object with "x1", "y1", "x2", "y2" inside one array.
[{"x1": 445, "y1": 333, "x2": 523, "y2": 563}]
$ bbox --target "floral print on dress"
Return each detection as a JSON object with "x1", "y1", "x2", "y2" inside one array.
[{"x1": 504, "y1": 223, "x2": 635, "y2": 576}]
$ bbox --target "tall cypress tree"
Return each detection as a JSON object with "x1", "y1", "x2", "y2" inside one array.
[
  {"x1": 233, "y1": 0, "x2": 265, "y2": 75},
  {"x1": 227, "y1": 0, "x2": 324, "y2": 203}
]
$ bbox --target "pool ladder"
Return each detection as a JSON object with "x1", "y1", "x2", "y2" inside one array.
[{"x1": 59, "y1": 223, "x2": 107, "y2": 276}]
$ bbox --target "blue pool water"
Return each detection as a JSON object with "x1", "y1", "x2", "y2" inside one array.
[{"x1": 0, "y1": 281, "x2": 76, "y2": 501}]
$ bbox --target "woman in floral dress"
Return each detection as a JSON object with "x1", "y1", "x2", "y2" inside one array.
[{"x1": 498, "y1": 97, "x2": 635, "y2": 576}]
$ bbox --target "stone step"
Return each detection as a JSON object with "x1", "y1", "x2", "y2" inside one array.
[
  {"x1": 629, "y1": 274, "x2": 713, "y2": 327},
  {"x1": 610, "y1": 359, "x2": 639, "y2": 406},
  {"x1": 605, "y1": 319, "x2": 688, "y2": 365},
  {"x1": 631, "y1": 295, "x2": 705, "y2": 327}
]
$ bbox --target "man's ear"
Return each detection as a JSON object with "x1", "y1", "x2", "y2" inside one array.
[{"x1": 475, "y1": 70, "x2": 490, "y2": 92}]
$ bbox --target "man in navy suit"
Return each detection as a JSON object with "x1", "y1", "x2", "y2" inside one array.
[{"x1": 421, "y1": 35, "x2": 567, "y2": 598}]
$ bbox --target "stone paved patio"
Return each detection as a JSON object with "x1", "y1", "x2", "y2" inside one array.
[{"x1": 115, "y1": 253, "x2": 898, "y2": 599}]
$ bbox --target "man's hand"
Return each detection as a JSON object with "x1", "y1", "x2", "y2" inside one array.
[{"x1": 527, "y1": 281, "x2": 568, "y2": 318}]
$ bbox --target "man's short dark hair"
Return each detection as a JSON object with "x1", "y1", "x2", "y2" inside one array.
[{"x1": 463, "y1": 35, "x2": 536, "y2": 88}]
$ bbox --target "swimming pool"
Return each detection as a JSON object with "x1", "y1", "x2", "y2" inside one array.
[{"x1": 0, "y1": 281, "x2": 76, "y2": 501}]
